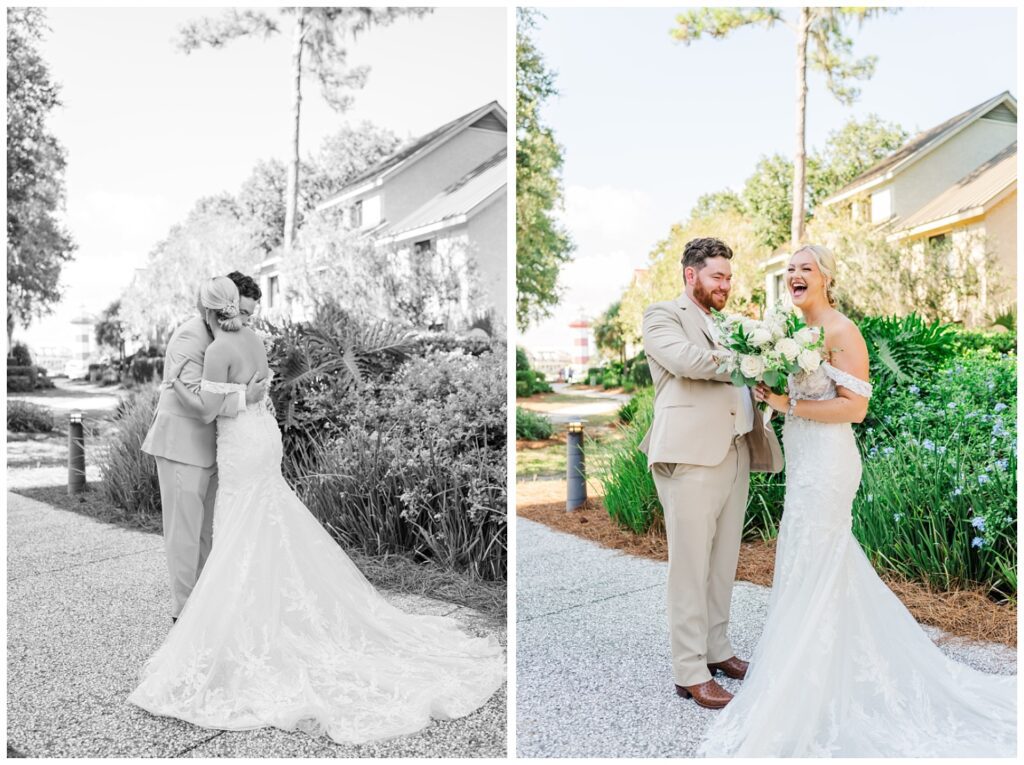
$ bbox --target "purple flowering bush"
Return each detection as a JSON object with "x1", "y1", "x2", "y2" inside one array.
[{"x1": 853, "y1": 349, "x2": 1016, "y2": 600}]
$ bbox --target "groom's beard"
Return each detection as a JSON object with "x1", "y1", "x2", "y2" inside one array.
[{"x1": 692, "y1": 279, "x2": 728, "y2": 312}]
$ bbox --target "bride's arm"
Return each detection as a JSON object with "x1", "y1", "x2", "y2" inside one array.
[
  {"x1": 756, "y1": 323, "x2": 871, "y2": 424},
  {"x1": 169, "y1": 343, "x2": 231, "y2": 424}
]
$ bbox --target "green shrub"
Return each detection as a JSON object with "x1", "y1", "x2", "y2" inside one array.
[
  {"x1": 617, "y1": 395, "x2": 640, "y2": 424},
  {"x1": 516, "y1": 345, "x2": 530, "y2": 372},
  {"x1": 596, "y1": 388, "x2": 660, "y2": 533},
  {"x1": 859, "y1": 313, "x2": 957, "y2": 388},
  {"x1": 516, "y1": 370, "x2": 535, "y2": 398},
  {"x1": 7, "y1": 367, "x2": 35, "y2": 392},
  {"x1": 516, "y1": 407, "x2": 553, "y2": 440},
  {"x1": 98, "y1": 385, "x2": 162, "y2": 520},
  {"x1": 952, "y1": 329, "x2": 1016, "y2": 356},
  {"x1": 532, "y1": 371, "x2": 553, "y2": 394},
  {"x1": 9, "y1": 342, "x2": 32, "y2": 367},
  {"x1": 596, "y1": 348, "x2": 1017, "y2": 598},
  {"x1": 602, "y1": 371, "x2": 620, "y2": 389},
  {"x1": 7, "y1": 400, "x2": 54, "y2": 433},
  {"x1": 295, "y1": 349, "x2": 506, "y2": 581}
]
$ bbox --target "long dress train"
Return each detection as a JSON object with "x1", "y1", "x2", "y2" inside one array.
[
  {"x1": 128, "y1": 380, "x2": 505, "y2": 744},
  {"x1": 699, "y1": 363, "x2": 1015, "y2": 757}
]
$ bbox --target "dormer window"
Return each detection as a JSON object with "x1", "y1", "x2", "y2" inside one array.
[{"x1": 351, "y1": 200, "x2": 363, "y2": 229}]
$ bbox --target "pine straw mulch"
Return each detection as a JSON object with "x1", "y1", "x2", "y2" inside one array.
[{"x1": 516, "y1": 487, "x2": 1016, "y2": 648}]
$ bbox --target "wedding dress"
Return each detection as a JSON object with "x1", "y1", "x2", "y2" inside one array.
[
  {"x1": 700, "y1": 363, "x2": 1016, "y2": 757},
  {"x1": 128, "y1": 379, "x2": 505, "y2": 744}
]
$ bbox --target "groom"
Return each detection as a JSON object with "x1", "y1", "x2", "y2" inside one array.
[
  {"x1": 142, "y1": 271, "x2": 266, "y2": 623},
  {"x1": 639, "y1": 237, "x2": 782, "y2": 709}
]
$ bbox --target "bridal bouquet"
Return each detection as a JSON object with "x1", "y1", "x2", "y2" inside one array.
[{"x1": 711, "y1": 304, "x2": 825, "y2": 409}]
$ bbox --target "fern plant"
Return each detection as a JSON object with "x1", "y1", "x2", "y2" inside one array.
[{"x1": 858, "y1": 313, "x2": 956, "y2": 389}]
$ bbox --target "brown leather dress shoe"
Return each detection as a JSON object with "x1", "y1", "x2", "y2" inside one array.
[
  {"x1": 708, "y1": 656, "x2": 749, "y2": 680},
  {"x1": 675, "y1": 678, "x2": 733, "y2": 709}
]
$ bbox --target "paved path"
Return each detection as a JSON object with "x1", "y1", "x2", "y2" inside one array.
[
  {"x1": 7, "y1": 492, "x2": 506, "y2": 758},
  {"x1": 515, "y1": 517, "x2": 1016, "y2": 758}
]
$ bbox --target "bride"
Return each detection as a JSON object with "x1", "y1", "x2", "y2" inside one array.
[
  {"x1": 128, "y1": 277, "x2": 505, "y2": 744},
  {"x1": 699, "y1": 245, "x2": 1015, "y2": 757}
]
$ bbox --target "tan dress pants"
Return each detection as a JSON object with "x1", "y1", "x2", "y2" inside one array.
[
  {"x1": 154, "y1": 456, "x2": 217, "y2": 618},
  {"x1": 652, "y1": 436, "x2": 750, "y2": 687}
]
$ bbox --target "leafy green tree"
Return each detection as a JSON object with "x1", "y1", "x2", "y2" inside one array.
[
  {"x1": 178, "y1": 8, "x2": 429, "y2": 255},
  {"x1": 95, "y1": 300, "x2": 125, "y2": 361},
  {"x1": 671, "y1": 6, "x2": 895, "y2": 248},
  {"x1": 593, "y1": 301, "x2": 627, "y2": 363},
  {"x1": 6, "y1": 7, "x2": 76, "y2": 349},
  {"x1": 236, "y1": 122, "x2": 398, "y2": 255},
  {"x1": 120, "y1": 198, "x2": 263, "y2": 343},
  {"x1": 815, "y1": 114, "x2": 909, "y2": 194},
  {"x1": 516, "y1": 8, "x2": 573, "y2": 331}
]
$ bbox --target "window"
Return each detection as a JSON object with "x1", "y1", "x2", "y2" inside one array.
[
  {"x1": 351, "y1": 200, "x2": 363, "y2": 229},
  {"x1": 413, "y1": 238, "x2": 435, "y2": 256},
  {"x1": 870, "y1": 188, "x2": 892, "y2": 224},
  {"x1": 267, "y1": 275, "x2": 279, "y2": 308},
  {"x1": 928, "y1": 233, "x2": 948, "y2": 248}
]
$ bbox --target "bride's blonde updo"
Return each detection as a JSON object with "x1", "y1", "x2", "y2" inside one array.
[
  {"x1": 793, "y1": 243, "x2": 838, "y2": 307},
  {"x1": 199, "y1": 276, "x2": 243, "y2": 332}
]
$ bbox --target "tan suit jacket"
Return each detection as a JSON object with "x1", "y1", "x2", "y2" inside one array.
[
  {"x1": 639, "y1": 293, "x2": 782, "y2": 473},
  {"x1": 141, "y1": 316, "x2": 240, "y2": 468}
]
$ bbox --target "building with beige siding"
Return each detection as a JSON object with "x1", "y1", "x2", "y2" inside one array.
[{"x1": 764, "y1": 92, "x2": 1017, "y2": 321}]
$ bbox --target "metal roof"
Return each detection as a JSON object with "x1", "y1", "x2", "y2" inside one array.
[
  {"x1": 896, "y1": 142, "x2": 1016, "y2": 233},
  {"x1": 379, "y1": 148, "x2": 506, "y2": 239},
  {"x1": 823, "y1": 91, "x2": 1017, "y2": 204},
  {"x1": 318, "y1": 101, "x2": 506, "y2": 209}
]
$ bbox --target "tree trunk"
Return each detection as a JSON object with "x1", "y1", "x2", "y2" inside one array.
[
  {"x1": 791, "y1": 7, "x2": 811, "y2": 250},
  {"x1": 284, "y1": 10, "x2": 306, "y2": 256}
]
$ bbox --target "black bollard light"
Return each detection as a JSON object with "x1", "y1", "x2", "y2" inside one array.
[
  {"x1": 566, "y1": 420, "x2": 587, "y2": 512},
  {"x1": 68, "y1": 410, "x2": 86, "y2": 495}
]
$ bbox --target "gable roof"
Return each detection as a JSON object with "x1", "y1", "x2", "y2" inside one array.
[
  {"x1": 892, "y1": 141, "x2": 1016, "y2": 236},
  {"x1": 317, "y1": 101, "x2": 506, "y2": 210},
  {"x1": 823, "y1": 91, "x2": 1017, "y2": 206},
  {"x1": 377, "y1": 148, "x2": 506, "y2": 242}
]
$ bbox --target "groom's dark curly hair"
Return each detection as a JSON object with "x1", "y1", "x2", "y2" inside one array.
[
  {"x1": 681, "y1": 237, "x2": 733, "y2": 271},
  {"x1": 226, "y1": 271, "x2": 262, "y2": 301}
]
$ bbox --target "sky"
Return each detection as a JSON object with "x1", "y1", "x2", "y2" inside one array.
[
  {"x1": 519, "y1": 6, "x2": 1017, "y2": 354},
  {"x1": 19, "y1": 6, "x2": 507, "y2": 353}
]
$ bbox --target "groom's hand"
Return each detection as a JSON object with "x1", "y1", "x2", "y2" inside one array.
[{"x1": 244, "y1": 370, "x2": 268, "y2": 404}]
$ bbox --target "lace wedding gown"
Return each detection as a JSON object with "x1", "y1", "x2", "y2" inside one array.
[
  {"x1": 128, "y1": 380, "x2": 505, "y2": 744},
  {"x1": 700, "y1": 363, "x2": 1016, "y2": 757}
]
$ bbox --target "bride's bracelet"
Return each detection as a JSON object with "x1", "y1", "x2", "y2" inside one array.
[{"x1": 787, "y1": 397, "x2": 797, "y2": 418}]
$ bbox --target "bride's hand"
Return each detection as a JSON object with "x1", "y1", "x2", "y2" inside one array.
[{"x1": 754, "y1": 383, "x2": 788, "y2": 413}]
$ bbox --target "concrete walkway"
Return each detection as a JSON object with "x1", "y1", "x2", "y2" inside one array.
[
  {"x1": 7, "y1": 492, "x2": 505, "y2": 758},
  {"x1": 515, "y1": 517, "x2": 1017, "y2": 758}
]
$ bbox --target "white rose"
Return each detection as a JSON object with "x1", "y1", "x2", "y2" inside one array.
[
  {"x1": 793, "y1": 327, "x2": 818, "y2": 347},
  {"x1": 797, "y1": 348, "x2": 822, "y2": 373},
  {"x1": 739, "y1": 354, "x2": 765, "y2": 379},
  {"x1": 740, "y1": 318, "x2": 760, "y2": 339},
  {"x1": 749, "y1": 326, "x2": 772, "y2": 347},
  {"x1": 775, "y1": 337, "x2": 800, "y2": 361}
]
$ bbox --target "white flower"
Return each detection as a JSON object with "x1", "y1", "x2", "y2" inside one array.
[
  {"x1": 793, "y1": 327, "x2": 818, "y2": 346},
  {"x1": 797, "y1": 348, "x2": 821, "y2": 373},
  {"x1": 774, "y1": 337, "x2": 800, "y2": 361},
  {"x1": 739, "y1": 354, "x2": 765, "y2": 379},
  {"x1": 740, "y1": 318, "x2": 761, "y2": 339},
  {"x1": 749, "y1": 326, "x2": 773, "y2": 347}
]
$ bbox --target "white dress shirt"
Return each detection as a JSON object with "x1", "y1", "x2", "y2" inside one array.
[{"x1": 703, "y1": 312, "x2": 755, "y2": 436}]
